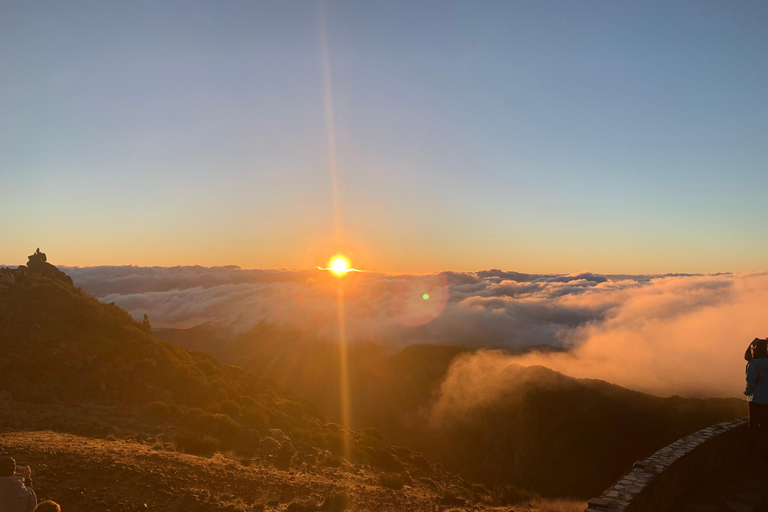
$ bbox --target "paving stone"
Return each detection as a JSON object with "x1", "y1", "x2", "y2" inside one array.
[{"x1": 587, "y1": 498, "x2": 611, "y2": 509}]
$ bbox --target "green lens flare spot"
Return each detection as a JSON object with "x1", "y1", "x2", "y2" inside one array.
[{"x1": 423, "y1": 294, "x2": 429, "y2": 300}]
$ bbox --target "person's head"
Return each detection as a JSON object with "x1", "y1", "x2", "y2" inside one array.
[
  {"x1": 751, "y1": 338, "x2": 768, "y2": 360},
  {"x1": 33, "y1": 502, "x2": 61, "y2": 512},
  {"x1": 0, "y1": 456, "x2": 15, "y2": 477}
]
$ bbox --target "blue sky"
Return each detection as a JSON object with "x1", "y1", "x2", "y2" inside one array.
[{"x1": 1, "y1": 0, "x2": 766, "y2": 272}]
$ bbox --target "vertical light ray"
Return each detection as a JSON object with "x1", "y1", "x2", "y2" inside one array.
[
  {"x1": 319, "y1": 0, "x2": 342, "y2": 244},
  {"x1": 336, "y1": 282, "x2": 352, "y2": 459},
  {"x1": 319, "y1": 0, "x2": 352, "y2": 461}
]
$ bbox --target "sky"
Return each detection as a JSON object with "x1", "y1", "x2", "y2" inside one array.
[{"x1": 2, "y1": 0, "x2": 766, "y2": 274}]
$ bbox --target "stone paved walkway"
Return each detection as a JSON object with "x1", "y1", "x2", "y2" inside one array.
[{"x1": 673, "y1": 457, "x2": 768, "y2": 512}]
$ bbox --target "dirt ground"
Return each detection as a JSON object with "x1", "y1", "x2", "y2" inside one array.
[{"x1": 0, "y1": 430, "x2": 462, "y2": 511}]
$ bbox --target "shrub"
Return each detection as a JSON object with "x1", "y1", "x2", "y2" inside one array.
[
  {"x1": 259, "y1": 437, "x2": 280, "y2": 457},
  {"x1": 318, "y1": 454, "x2": 343, "y2": 468},
  {"x1": 193, "y1": 413, "x2": 243, "y2": 439},
  {"x1": 378, "y1": 472, "x2": 405, "y2": 490},
  {"x1": 411, "y1": 452, "x2": 431, "y2": 471},
  {"x1": 267, "y1": 410, "x2": 295, "y2": 431},
  {"x1": 244, "y1": 408, "x2": 270, "y2": 433},
  {"x1": 286, "y1": 499, "x2": 317, "y2": 512},
  {"x1": 361, "y1": 427, "x2": 384, "y2": 441},
  {"x1": 418, "y1": 477, "x2": 440, "y2": 491},
  {"x1": 275, "y1": 440, "x2": 296, "y2": 468},
  {"x1": 366, "y1": 448, "x2": 404, "y2": 473},
  {"x1": 182, "y1": 407, "x2": 205, "y2": 421},
  {"x1": 491, "y1": 484, "x2": 540, "y2": 505},
  {"x1": 320, "y1": 492, "x2": 350, "y2": 511},
  {"x1": 219, "y1": 399, "x2": 242, "y2": 417},
  {"x1": 440, "y1": 488, "x2": 467, "y2": 508},
  {"x1": 145, "y1": 401, "x2": 171, "y2": 418},
  {"x1": 174, "y1": 432, "x2": 219, "y2": 457},
  {"x1": 240, "y1": 395, "x2": 258, "y2": 408},
  {"x1": 322, "y1": 430, "x2": 344, "y2": 453}
]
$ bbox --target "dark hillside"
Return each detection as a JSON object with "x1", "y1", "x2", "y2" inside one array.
[
  {"x1": 421, "y1": 363, "x2": 745, "y2": 497},
  {"x1": 157, "y1": 323, "x2": 745, "y2": 498}
]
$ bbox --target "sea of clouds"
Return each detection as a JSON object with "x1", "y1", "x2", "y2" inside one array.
[{"x1": 62, "y1": 265, "x2": 768, "y2": 398}]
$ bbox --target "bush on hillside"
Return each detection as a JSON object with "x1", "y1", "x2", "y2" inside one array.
[
  {"x1": 145, "y1": 401, "x2": 171, "y2": 418},
  {"x1": 191, "y1": 413, "x2": 242, "y2": 438},
  {"x1": 274, "y1": 439, "x2": 296, "y2": 469},
  {"x1": 174, "y1": 432, "x2": 219, "y2": 457},
  {"x1": 491, "y1": 483, "x2": 540, "y2": 505},
  {"x1": 243, "y1": 407, "x2": 270, "y2": 433},
  {"x1": 219, "y1": 400, "x2": 242, "y2": 417},
  {"x1": 378, "y1": 472, "x2": 405, "y2": 490},
  {"x1": 320, "y1": 493, "x2": 351, "y2": 511},
  {"x1": 318, "y1": 454, "x2": 343, "y2": 468},
  {"x1": 286, "y1": 499, "x2": 317, "y2": 512}
]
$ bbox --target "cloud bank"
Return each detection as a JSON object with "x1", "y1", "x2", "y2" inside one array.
[{"x1": 61, "y1": 265, "x2": 768, "y2": 398}]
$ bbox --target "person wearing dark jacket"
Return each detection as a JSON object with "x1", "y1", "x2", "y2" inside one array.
[
  {"x1": 0, "y1": 456, "x2": 37, "y2": 512},
  {"x1": 744, "y1": 338, "x2": 768, "y2": 458}
]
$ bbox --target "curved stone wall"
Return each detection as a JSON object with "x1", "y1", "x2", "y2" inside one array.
[{"x1": 585, "y1": 417, "x2": 749, "y2": 512}]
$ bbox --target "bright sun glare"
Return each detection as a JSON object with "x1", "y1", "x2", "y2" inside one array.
[{"x1": 329, "y1": 256, "x2": 350, "y2": 276}]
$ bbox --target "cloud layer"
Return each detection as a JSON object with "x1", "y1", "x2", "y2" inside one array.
[{"x1": 62, "y1": 265, "x2": 768, "y2": 398}]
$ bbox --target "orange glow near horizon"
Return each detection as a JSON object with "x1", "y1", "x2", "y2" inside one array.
[{"x1": 330, "y1": 256, "x2": 349, "y2": 275}]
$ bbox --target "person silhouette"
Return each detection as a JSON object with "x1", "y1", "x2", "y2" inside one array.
[
  {"x1": 744, "y1": 338, "x2": 768, "y2": 459},
  {"x1": 0, "y1": 456, "x2": 37, "y2": 512}
]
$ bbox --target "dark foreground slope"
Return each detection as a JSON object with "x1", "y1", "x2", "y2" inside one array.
[
  {"x1": 420, "y1": 362, "x2": 744, "y2": 497},
  {"x1": 158, "y1": 323, "x2": 745, "y2": 498},
  {"x1": 0, "y1": 255, "x2": 520, "y2": 511}
]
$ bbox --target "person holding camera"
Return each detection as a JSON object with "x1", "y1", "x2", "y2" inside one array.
[
  {"x1": 0, "y1": 456, "x2": 37, "y2": 512},
  {"x1": 744, "y1": 338, "x2": 768, "y2": 459}
]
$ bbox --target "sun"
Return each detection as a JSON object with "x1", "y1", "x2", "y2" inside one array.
[{"x1": 329, "y1": 256, "x2": 350, "y2": 276}]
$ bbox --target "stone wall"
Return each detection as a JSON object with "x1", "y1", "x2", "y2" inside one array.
[{"x1": 585, "y1": 417, "x2": 749, "y2": 512}]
